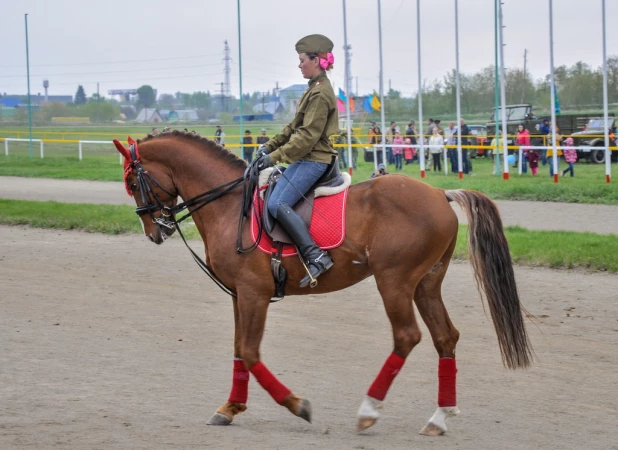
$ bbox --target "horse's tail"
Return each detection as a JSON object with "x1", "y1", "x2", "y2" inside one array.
[{"x1": 445, "y1": 189, "x2": 533, "y2": 370}]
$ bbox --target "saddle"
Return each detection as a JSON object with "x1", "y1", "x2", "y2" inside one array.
[
  {"x1": 250, "y1": 156, "x2": 351, "y2": 301},
  {"x1": 262, "y1": 156, "x2": 348, "y2": 244}
]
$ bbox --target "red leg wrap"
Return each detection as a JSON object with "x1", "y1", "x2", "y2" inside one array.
[
  {"x1": 438, "y1": 357, "x2": 457, "y2": 407},
  {"x1": 249, "y1": 361, "x2": 291, "y2": 404},
  {"x1": 228, "y1": 359, "x2": 250, "y2": 404},
  {"x1": 367, "y1": 353, "x2": 406, "y2": 401}
]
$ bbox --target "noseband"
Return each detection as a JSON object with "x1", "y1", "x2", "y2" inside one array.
[{"x1": 121, "y1": 141, "x2": 245, "y2": 296}]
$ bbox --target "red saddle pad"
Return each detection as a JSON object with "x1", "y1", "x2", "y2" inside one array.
[{"x1": 250, "y1": 188, "x2": 349, "y2": 258}]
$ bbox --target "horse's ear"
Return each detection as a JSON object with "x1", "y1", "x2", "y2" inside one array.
[{"x1": 113, "y1": 139, "x2": 131, "y2": 160}]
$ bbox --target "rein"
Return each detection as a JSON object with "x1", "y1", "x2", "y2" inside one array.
[{"x1": 123, "y1": 142, "x2": 244, "y2": 297}]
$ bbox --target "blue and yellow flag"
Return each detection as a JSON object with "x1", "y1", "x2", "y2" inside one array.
[{"x1": 371, "y1": 91, "x2": 381, "y2": 111}]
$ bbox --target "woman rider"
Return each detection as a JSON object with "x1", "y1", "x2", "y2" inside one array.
[{"x1": 255, "y1": 34, "x2": 339, "y2": 288}]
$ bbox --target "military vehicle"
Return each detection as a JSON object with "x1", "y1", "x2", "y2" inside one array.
[
  {"x1": 485, "y1": 104, "x2": 614, "y2": 150},
  {"x1": 571, "y1": 117, "x2": 617, "y2": 164}
]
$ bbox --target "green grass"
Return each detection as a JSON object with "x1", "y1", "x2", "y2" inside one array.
[
  {"x1": 454, "y1": 225, "x2": 618, "y2": 272},
  {"x1": 0, "y1": 199, "x2": 200, "y2": 239},
  {"x1": 2, "y1": 149, "x2": 617, "y2": 204},
  {"x1": 1, "y1": 198, "x2": 617, "y2": 273}
]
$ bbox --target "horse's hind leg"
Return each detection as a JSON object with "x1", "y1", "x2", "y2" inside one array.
[
  {"x1": 413, "y1": 239, "x2": 461, "y2": 436},
  {"x1": 357, "y1": 269, "x2": 422, "y2": 432},
  {"x1": 208, "y1": 296, "x2": 249, "y2": 426}
]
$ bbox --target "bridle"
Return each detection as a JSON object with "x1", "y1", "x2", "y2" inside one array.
[{"x1": 118, "y1": 139, "x2": 245, "y2": 296}]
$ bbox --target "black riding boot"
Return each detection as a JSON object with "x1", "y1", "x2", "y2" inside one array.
[{"x1": 276, "y1": 203, "x2": 333, "y2": 288}]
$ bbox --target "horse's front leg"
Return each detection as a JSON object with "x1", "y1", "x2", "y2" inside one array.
[
  {"x1": 238, "y1": 290, "x2": 312, "y2": 423},
  {"x1": 208, "y1": 296, "x2": 249, "y2": 426}
]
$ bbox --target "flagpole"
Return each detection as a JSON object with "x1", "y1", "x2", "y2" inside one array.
[
  {"x1": 237, "y1": 0, "x2": 244, "y2": 158},
  {"x1": 377, "y1": 0, "x2": 387, "y2": 167},
  {"x1": 455, "y1": 0, "x2": 463, "y2": 179},
  {"x1": 548, "y1": 0, "x2": 558, "y2": 183},
  {"x1": 498, "y1": 0, "x2": 509, "y2": 180},
  {"x1": 602, "y1": 0, "x2": 611, "y2": 184},
  {"x1": 25, "y1": 14, "x2": 33, "y2": 159},
  {"x1": 342, "y1": 0, "x2": 353, "y2": 175},
  {"x1": 416, "y1": 0, "x2": 426, "y2": 178}
]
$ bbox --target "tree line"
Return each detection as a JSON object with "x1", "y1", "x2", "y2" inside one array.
[{"x1": 379, "y1": 58, "x2": 618, "y2": 120}]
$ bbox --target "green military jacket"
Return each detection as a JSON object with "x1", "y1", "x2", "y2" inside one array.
[{"x1": 266, "y1": 73, "x2": 339, "y2": 164}]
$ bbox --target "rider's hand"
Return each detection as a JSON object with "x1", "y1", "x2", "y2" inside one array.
[
  {"x1": 257, "y1": 145, "x2": 271, "y2": 158},
  {"x1": 256, "y1": 154, "x2": 274, "y2": 171}
]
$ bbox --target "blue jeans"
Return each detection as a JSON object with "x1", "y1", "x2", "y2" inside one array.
[
  {"x1": 447, "y1": 148, "x2": 457, "y2": 173},
  {"x1": 267, "y1": 160, "x2": 329, "y2": 219},
  {"x1": 541, "y1": 149, "x2": 548, "y2": 166},
  {"x1": 562, "y1": 163, "x2": 574, "y2": 177},
  {"x1": 394, "y1": 153, "x2": 403, "y2": 170}
]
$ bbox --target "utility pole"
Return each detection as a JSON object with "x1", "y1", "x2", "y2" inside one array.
[
  {"x1": 25, "y1": 13, "x2": 33, "y2": 159},
  {"x1": 97, "y1": 82, "x2": 100, "y2": 122},
  {"x1": 355, "y1": 76, "x2": 358, "y2": 97},
  {"x1": 521, "y1": 49, "x2": 528, "y2": 103},
  {"x1": 223, "y1": 40, "x2": 232, "y2": 98}
]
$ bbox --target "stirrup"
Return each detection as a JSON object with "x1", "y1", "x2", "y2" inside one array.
[{"x1": 299, "y1": 252, "x2": 334, "y2": 288}]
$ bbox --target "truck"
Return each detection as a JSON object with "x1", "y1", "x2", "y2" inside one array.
[
  {"x1": 485, "y1": 104, "x2": 615, "y2": 156},
  {"x1": 571, "y1": 117, "x2": 618, "y2": 164}
]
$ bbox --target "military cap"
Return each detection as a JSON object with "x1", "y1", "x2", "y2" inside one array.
[{"x1": 295, "y1": 34, "x2": 334, "y2": 55}]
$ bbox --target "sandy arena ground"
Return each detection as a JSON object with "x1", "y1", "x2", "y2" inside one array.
[
  {"x1": 1, "y1": 225, "x2": 617, "y2": 450},
  {"x1": 2, "y1": 175, "x2": 618, "y2": 234}
]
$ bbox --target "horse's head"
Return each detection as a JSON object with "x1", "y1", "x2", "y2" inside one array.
[{"x1": 113, "y1": 138, "x2": 178, "y2": 245}]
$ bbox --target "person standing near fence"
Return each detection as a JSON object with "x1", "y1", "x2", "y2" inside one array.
[
  {"x1": 539, "y1": 118, "x2": 550, "y2": 165},
  {"x1": 516, "y1": 124, "x2": 530, "y2": 174},
  {"x1": 459, "y1": 118, "x2": 472, "y2": 174},
  {"x1": 214, "y1": 125, "x2": 226, "y2": 147},
  {"x1": 445, "y1": 121, "x2": 457, "y2": 174},
  {"x1": 561, "y1": 137, "x2": 577, "y2": 177},
  {"x1": 242, "y1": 129, "x2": 255, "y2": 163},
  {"x1": 405, "y1": 121, "x2": 417, "y2": 163},
  {"x1": 429, "y1": 127, "x2": 444, "y2": 172},
  {"x1": 392, "y1": 131, "x2": 404, "y2": 171}
]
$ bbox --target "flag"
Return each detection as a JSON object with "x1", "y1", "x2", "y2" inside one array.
[
  {"x1": 337, "y1": 99, "x2": 345, "y2": 113},
  {"x1": 338, "y1": 88, "x2": 355, "y2": 112},
  {"x1": 338, "y1": 88, "x2": 347, "y2": 102},
  {"x1": 553, "y1": 83, "x2": 561, "y2": 115},
  {"x1": 363, "y1": 95, "x2": 373, "y2": 113},
  {"x1": 371, "y1": 92, "x2": 381, "y2": 111}
]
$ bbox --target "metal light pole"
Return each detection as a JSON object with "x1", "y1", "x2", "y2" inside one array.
[
  {"x1": 455, "y1": 0, "x2": 463, "y2": 179},
  {"x1": 237, "y1": 0, "x2": 244, "y2": 157},
  {"x1": 377, "y1": 0, "x2": 387, "y2": 167},
  {"x1": 498, "y1": 0, "x2": 510, "y2": 180},
  {"x1": 493, "y1": 0, "x2": 501, "y2": 175},
  {"x1": 548, "y1": 0, "x2": 559, "y2": 183},
  {"x1": 342, "y1": 0, "x2": 353, "y2": 175},
  {"x1": 25, "y1": 14, "x2": 33, "y2": 159},
  {"x1": 602, "y1": 0, "x2": 611, "y2": 183},
  {"x1": 416, "y1": 0, "x2": 426, "y2": 177}
]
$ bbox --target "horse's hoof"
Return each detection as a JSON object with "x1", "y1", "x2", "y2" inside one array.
[
  {"x1": 357, "y1": 417, "x2": 377, "y2": 432},
  {"x1": 419, "y1": 422, "x2": 445, "y2": 436},
  {"x1": 207, "y1": 413, "x2": 232, "y2": 426},
  {"x1": 297, "y1": 398, "x2": 312, "y2": 423},
  {"x1": 419, "y1": 406, "x2": 459, "y2": 436}
]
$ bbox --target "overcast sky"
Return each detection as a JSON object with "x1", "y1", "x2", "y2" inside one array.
[{"x1": 2, "y1": 0, "x2": 616, "y2": 100}]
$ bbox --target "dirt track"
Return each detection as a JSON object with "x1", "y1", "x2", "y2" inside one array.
[
  {"x1": 1, "y1": 176, "x2": 618, "y2": 234},
  {"x1": 1, "y1": 226, "x2": 617, "y2": 450}
]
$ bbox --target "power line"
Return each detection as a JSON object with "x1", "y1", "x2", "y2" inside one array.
[
  {"x1": 0, "y1": 52, "x2": 223, "y2": 69},
  {"x1": 0, "y1": 62, "x2": 224, "y2": 78}
]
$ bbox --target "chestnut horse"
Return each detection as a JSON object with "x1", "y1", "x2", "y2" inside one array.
[{"x1": 113, "y1": 130, "x2": 532, "y2": 436}]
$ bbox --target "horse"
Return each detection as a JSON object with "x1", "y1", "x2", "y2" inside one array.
[{"x1": 113, "y1": 129, "x2": 532, "y2": 436}]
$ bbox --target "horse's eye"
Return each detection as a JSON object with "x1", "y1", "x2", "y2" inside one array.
[{"x1": 130, "y1": 182, "x2": 139, "y2": 192}]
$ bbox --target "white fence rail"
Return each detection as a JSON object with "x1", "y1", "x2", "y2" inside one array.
[{"x1": 3, "y1": 139, "x2": 122, "y2": 163}]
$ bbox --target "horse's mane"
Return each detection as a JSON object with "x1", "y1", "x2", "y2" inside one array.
[{"x1": 137, "y1": 129, "x2": 248, "y2": 171}]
